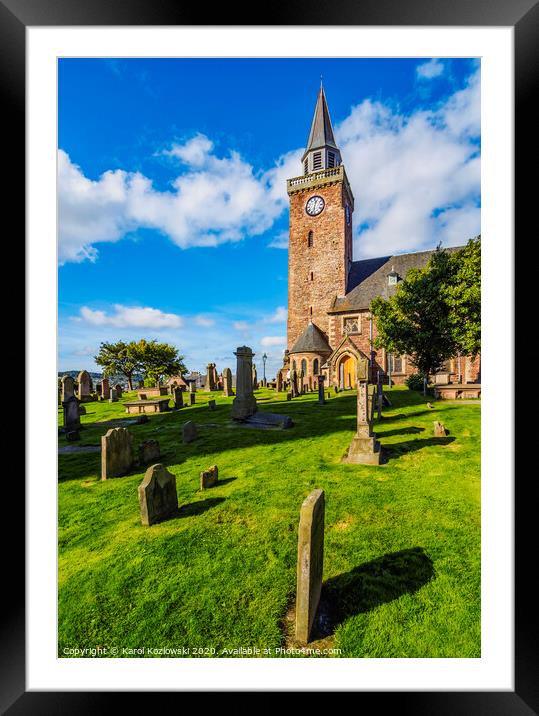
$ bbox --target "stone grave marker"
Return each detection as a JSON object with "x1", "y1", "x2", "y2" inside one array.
[
  {"x1": 208, "y1": 399, "x2": 216, "y2": 411},
  {"x1": 61, "y1": 375, "x2": 75, "y2": 403},
  {"x1": 138, "y1": 439, "x2": 161, "y2": 465},
  {"x1": 62, "y1": 395, "x2": 81, "y2": 432},
  {"x1": 286, "y1": 392, "x2": 292, "y2": 401},
  {"x1": 433, "y1": 421, "x2": 448, "y2": 436},
  {"x1": 101, "y1": 427, "x2": 134, "y2": 480},
  {"x1": 342, "y1": 377, "x2": 382, "y2": 465},
  {"x1": 231, "y1": 346, "x2": 258, "y2": 420},
  {"x1": 200, "y1": 465, "x2": 218, "y2": 490},
  {"x1": 101, "y1": 377, "x2": 110, "y2": 400},
  {"x1": 77, "y1": 370, "x2": 91, "y2": 401},
  {"x1": 172, "y1": 387, "x2": 184, "y2": 410},
  {"x1": 223, "y1": 367, "x2": 234, "y2": 397},
  {"x1": 109, "y1": 388, "x2": 118, "y2": 402},
  {"x1": 114, "y1": 384, "x2": 123, "y2": 398},
  {"x1": 138, "y1": 464, "x2": 178, "y2": 526},
  {"x1": 182, "y1": 420, "x2": 197, "y2": 443},
  {"x1": 276, "y1": 372, "x2": 283, "y2": 393},
  {"x1": 295, "y1": 489, "x2": 325, "y2": 644},
  {"x1": 317, "y1": 374, "x2": 326, "y2": 405},
  {"x1": 189, "y1": 393, "x2": 196, "y2": 406}
]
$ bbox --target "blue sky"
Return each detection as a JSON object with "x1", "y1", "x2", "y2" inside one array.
[{"x1": 58, "y1": 57, "x2": 480, "y2": 378}]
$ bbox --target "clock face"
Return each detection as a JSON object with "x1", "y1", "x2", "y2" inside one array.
[{"x1": 305, "y1": 195, "x2": 325, "y2": 216}]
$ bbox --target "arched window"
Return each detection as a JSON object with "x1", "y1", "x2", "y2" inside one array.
[
  {"x1": 307, "y1": 231, "x2": 313, "y2": 247},
  {"x1": 301, "y1": 359, "x2": 307, "y2": 375},
  {"x1": 313, "y1": 358, "x2": 319, "y2": 375}
]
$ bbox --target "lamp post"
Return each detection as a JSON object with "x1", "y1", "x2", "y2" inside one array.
[{"x1": 262, "y1": 353, "x2": 267, "y2": 384}]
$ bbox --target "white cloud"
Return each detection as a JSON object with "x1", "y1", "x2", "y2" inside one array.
[
  {"x1": 416, "y1": 59, "x2": 445, "y2": 80},
  {"x1": 233, "y1": 321, "x2": 250, "y2": 331},
  {"x1": 265, "y1": 306, "x2": 287, "y2": 324},
  {"x1": 194, "y1": 316, "x2": 215, "y2": 327},
  {"x1": 77, "y1": 304, "x2": 183, "y2": 329},
  {"x1": 162, "y1": 134, "x2": 214, "y2": 167},
  {"x1": 260, "y1": 336, "x2": 286, "y2": 347},
  {"x1": 268, "y1": 231, "x2": 289, "y2": 249}
]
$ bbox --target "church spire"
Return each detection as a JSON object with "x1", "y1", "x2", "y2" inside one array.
[{"x1": 301, "y1": 82, "x2": 342, "y2": 174}]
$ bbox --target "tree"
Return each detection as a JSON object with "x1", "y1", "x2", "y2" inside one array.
[
  {"x1": 370, "y1": 237, "x2": 481, "y2": 384},
  {"x1": 137, "y1": 340, "x2": 187, "y2": 386},
  {"x1": 94, "y1": 341, "x2": 144, "y2": 391}
]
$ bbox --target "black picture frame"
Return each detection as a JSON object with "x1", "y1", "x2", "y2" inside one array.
[{"x1": 7, "y1": 0, "x2": 536, "y2": 712}]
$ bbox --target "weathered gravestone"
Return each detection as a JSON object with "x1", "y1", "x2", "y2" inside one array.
[
  {"x1": 208, "y1": 399, "x2": 216, "y2": 411},
  {"x1": 138, "y1": 464, "x2": 178, "y2": 526},
  {"x1": 276, "y1": 372, "x2": 283, "y2": 393},
  {"x1": 318, "y1": 374, "x2": 326, "y2": 405},
  {"x1": 200, "y1": 465, "x2": 218, "y2": 490},
  {"x1": 189, "y1": 393, "x2": 196, "y2": 406},
  {"x1": 206, "y1": 363, "x2": 217, "y2": 391},
  {"x1": 295, "y1": 489, "x2": 325, "y2": 644},
  {"x1": 101, "y1": 427, "x2": 134, "y2": 480},
  {"x1": 62, "y1": 395, "x2": 81, "y2": 432},
  {"x1": 114, "y1": 384, "x2": 123, "y2": 398},
  {"x1": 231, "y1": 346, "x2": 258, "y2": 420},
  {"x1": 298, "y1": 369, "x2": 305, "y2": 394},
  {"x1": 77, "y1": 370, "x2": 91, "y2": 401},
  {"x1": 223, "y1": 367, "x2": 234, "y2": 397},
  {"x1": 189, "y1": 380, "x2": 196, "y2": 393},
  {"x1": 138, "y1": 439, "x2": 161, "y2": 465},
  {"x1": 101, "y1": 377, "x2": 110, "y2": 400},
  {"x1": 61, "y1": 375, "x2": 75, "y2": 403},
  {"x1": 342, "y1": 369, "x2": 382, "y2": 465},
  {"x1": 109, "y1": 388, "x2": 118, "y2": 402},
  {"x1": 290, "y1": 369, "x2": 299, "y2": 398},
  {"x1": 182, "y1": 420, "x2": 197, "y2": 443},
  {"x1": 252, "y1": 364, "x2": 258, "y2": 390},
  {"x1": 172, "y1": 387, "x2": 184, "y2": 410},
  {"x1": 433, "y1": 421, "x2": 448, "y2": 437}
]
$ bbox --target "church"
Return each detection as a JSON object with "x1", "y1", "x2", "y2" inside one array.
[{"x1": 283, "y1": 84, "x2": 480, "y2": 389}]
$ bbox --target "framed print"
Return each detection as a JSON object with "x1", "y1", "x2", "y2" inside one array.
[{"x1": 4, "y1": 0, "x2": 537, "y2": 711}]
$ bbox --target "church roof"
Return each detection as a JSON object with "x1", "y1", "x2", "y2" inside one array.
[
  {"x1": 302, "y1": 83, "x2": 339, "y2": 161},
  {"x1": 290, "y1": 321, "x2": 332, "y2": 355},
  {"x1": 332, "y1": 246, "x2": 464, "y2": 313}
]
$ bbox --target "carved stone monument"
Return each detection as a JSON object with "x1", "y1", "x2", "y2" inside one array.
[{"x1": 231, "y1": 346, "x2": 258, "y2": 420}]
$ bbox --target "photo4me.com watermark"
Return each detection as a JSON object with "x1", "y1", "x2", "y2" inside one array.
[{"x1": 62, "y1": 645, "x2": 343, "y2": 657}]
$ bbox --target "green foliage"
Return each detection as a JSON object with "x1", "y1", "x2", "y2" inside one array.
[
  {"x1": 94, "y1": 341, "x2": 143, "y2": 391},
  {"x1": 94, "y1": 339, "x2": 187, "y2": 389},
  {"x1": 405, "y1": 373, "x2": 425, "y2": 391},
  {"x1": 58, "y1": 386, "x2": 480, "y2": 658},
  {"x1": 371, "y1": 237, "x2": 481, "y2": 379},
  {"x1": 137, "y1": 339, "x2": 186, "y2": 385}
]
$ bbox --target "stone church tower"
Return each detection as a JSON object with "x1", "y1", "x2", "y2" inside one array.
[{"x1": 286, "y1": 83, "x2": 354, "y2": 374}]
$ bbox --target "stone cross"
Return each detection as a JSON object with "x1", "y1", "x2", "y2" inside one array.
[
  {"x1": 295, "y1": 489, "x2": 325, "y2": 644},
  {"x1": 223, "y1": 367, "x2": 234, "y2": 397},
  {"x1": 101, "y1": 427, "x2": 134, "y2": 480},
  {"x1": 138, "y1": 464, "x2": 178, "y2": 526},
  {"x1": 61, "y1": 375, "x2": 75, "y2": 403},
  {"x1": 298, "y1": 369, "x2": 304, "y2": 394},
  {"x1": 231, "y1": 346, "x2": 258, "y2": 420},
  {"x1": 77, "y1": 370, "x2": 91, "y2": 400}
]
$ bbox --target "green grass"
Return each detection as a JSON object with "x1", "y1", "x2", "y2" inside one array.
[{"x1": 58, "y1": 386, "x2": 480, "y2": 658}]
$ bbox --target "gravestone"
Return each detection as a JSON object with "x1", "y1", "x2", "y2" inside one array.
[
  {"x1": 276, "y1": 372, "x2": 283, "y2": 393},
  {"x1": 172, "y1": 387, "x2": 184, "y2": 410},
  {"x1": 252, "y1": 364, "x2": 258, "y2": 390},
  {"x1": 433, "y1": 421, "x2": 448, "y2": 437},
  {"x1": 189, "y1": 381, "x2": 196, "y2": 393},
  {"x1": 208, "y1": 399, "x2": 216, "y2": 411},
  {"x1": 200, "y1": 465, "x2": 218, "y2": 490},
  {"x1": 138, "y1": 439, "x2": 161, "y2": 465},
  {"x1": 298, "y1": 369, "x2": 305, "y2": 394},
  {"x1": 206, "y1": 363, "x2": 217, "y2": 391},
  {"x1": 377, "y1": 371, "x2": 384, "y2": 420},
  {"x1": 189, "y1": 393, "x2": 196, "y2": 406},
  {"x1": 327, "y1": 391, "x2": 331, "y2": 400},
  {"x1": 138, "y1": 464, "x2": 178, "y2": 526},
  {"x1": 62, "y1": 395, "x2": 81, "y2": 432},
  {"x1": 317, "y1": 374, "x2": 326, "y2": 405},
  {"x1": 182, "y1": 420, "x2": 197, "y2": 443},
  {"x1": 290, "y1": 369, "x2": 299, "y2": 398},
  {"x1": 101, "y1": 427, "x2": 134, "y2": 480},
  {"x1": 231, "y1": 346, "x2": 258, "y2": 420},
  {"x1": 61, "y1": 375, "x2": 75, "y2": 403},
  {"x1": 109, "y1": 388, "x2": 118, "y2": 402},
  {"x1": 342, "y1": 375, "x2": 382, "y2": 465},
  {"x1": 295, "y1": 489, "x2": 325, "y2": 644},
  {"x1": 114, "y1": 384, "x2": 123, "y2": 398},
  {"x1": 286, "y1": 392, "x2": 292, "y2": 401},
  {"x1": 223, "y1": 367, "x2": 234, "y2": 397},
  {"x1": 101, "y1": 378, "x2": 110, "y2": 400},
  {"x1": 77, "y1": 370, "x2": 91, "y2": 401}
]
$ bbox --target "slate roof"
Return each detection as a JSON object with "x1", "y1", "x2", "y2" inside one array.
[
  {"x1": 332, "y1": 246, "x2": 464, "y2": 313},
  {"x1": 290, "y1": 321, "x2": 332, "y2": 354},
  {"x1": 302, "y1": 84, "x2": 339, "y2": 161}
]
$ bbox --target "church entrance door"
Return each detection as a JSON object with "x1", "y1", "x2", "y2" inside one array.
[{"x1": 338, "y1": 354, "x2": 356, "y2": 389}]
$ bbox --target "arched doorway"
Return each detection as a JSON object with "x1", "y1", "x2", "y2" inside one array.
[{"x1": 338, "y1": 354, "x2": 357, "y2": 389}]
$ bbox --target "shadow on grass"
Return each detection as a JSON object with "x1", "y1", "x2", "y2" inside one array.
[
  {"x1": 377, "y1": 426, "x2": 425, "y2": 438},
  {"x1": 383, "y1": 436, "x2": 455, "y2": 460},
  {"x1": 177, "y1": 497, "x2": 226, "y2": 518},
  {"x1": 311, "y1": 547, "x2": 434, "y2": 640}
]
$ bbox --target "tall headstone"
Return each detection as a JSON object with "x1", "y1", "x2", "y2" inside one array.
[
  {"x1": 62, "y1": 395, "x2": 81, "y2": 432},
  {"x1": 342, "y1": 376, "x2": 382, "y2": 465},
  {"x1": 317, "y1": 374, "x2": 326, "y2": 405},
  {"x1": 206, "y1": 363, "x2": 217, "y2": 391},
  {"x1": 101, "y1": 427, "x2": 134, "y2": 480},
  {"x1": 252, "y1": 364, "x2": 258, "y2": 390},
  {"x1": 114, "y1": 383, "x2": 123, "y2": 398},
  {"x1": 101, "y1": 377, "x2": 110, "y2": 400},
  {"x1": 295, "y1": 489, "x2": 325, "y2": 645},
  {"x1": 189, "y1": 393, "x2": 196, "y2": 406},
  {"x1": 138, "y1": 464, "x2": 178, "y2": 526},
  {"x1": 231, "y1": 346, "x2": 258, "y2": 420},
  {"x1": 290, "y1": 369, "x2": 299, "y2": 398},
  {"x1": 61, "y1": 375, "x2": 75, "y2": 403},
  {"x1": 109, "y1": 388, "x2": 118, "y2": 402},
  {"x1": 189, "y1": 380, "x2": 196, "y2": 393},
  {"x1": 172, "y1": 386, "x2": 184, "y2": 409},
  {"x1": 223, "y1": 367, "x2": 234, "y2": 397},
  {"x1": 276, "y1": 372, "x2": 283, "y2": 393},
  {"x1": 77, "y1": 370, "x2": 91, "y2": 401},
  {"x1": 298, "y1": 369, "x2": 304, "y2": 394}
]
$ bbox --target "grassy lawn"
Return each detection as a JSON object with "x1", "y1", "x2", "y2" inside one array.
[{"x1": 58, "y1": 386, "x2": 480, "y2": 658}]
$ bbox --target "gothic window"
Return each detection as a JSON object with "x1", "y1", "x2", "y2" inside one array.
[
  {"x1": 313, "y1": 358, "x2": 319, "y2": 375},
  {"x1": 343, "y1": 316, "x2": 359, "y2": 334},
  {"x1": 307, "y1": 231, "x2": 313, "y2": 247},
  {"x1": 328, "y1": 151, "x2": 336, "y2": 168},
  {"x1": 301, "y1": 359, "x2": 307, "y2": 374},
  {"x1": 313, "y1": 151, "x2": 322, "y2": 170},
  {"x1": 388, "y1": 353, "x2": 403, "y2": 373}
]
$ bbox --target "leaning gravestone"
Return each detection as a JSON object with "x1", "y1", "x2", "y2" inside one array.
[
  {"x1": 62, "y1": 395, "x2": 81, "y2": 432},
  {"x1": 138, "y1": 464, "x2": 178, "y2": 526},
  {"x1": 433, "y1": 421, "x2": 448, "y2": 437},
  {"x1": 223, "y1": 367, "x2": 234, "y2": 397},
  {"x1": 101, "y1": 427, "x2": 134, "y2": 480},
  {"x1": 77, "y1": 370, "x2": 91, "y2": 401},
  {"x1": 200, "y1": 465, "x2": 218, "y2": 490},
  {"x1": 182, "y1": 420, "x2": 197, "y2": 443},
  {"x1": 61, "y1": 375, "x2": 75, "y2": 403},
  {"x1": 231, "y1": 346, "x2": 258, "y2": 420},
  {"x1": 296, "y1": 489, "x2": 325, "y2": 644},
  {"x1": 138, "y1": 439, "x2": 161, "y2": 465}
]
